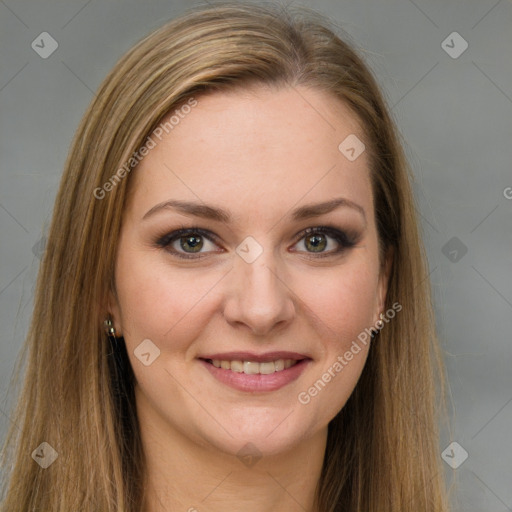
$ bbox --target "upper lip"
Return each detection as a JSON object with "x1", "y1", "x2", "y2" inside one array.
[{"x1": 198, "y1": 351, "x2": 311, "y2": 363}]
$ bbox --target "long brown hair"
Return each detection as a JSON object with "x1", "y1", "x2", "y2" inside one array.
[{"x1": 0, "y1": 2, "x2": 449, "y2": 510}]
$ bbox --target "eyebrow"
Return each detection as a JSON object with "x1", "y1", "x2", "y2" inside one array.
[{"x1": 142, "y1": 197, "x2": 366, "y2": 224}]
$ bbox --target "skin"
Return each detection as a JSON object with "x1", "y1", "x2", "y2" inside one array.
[{"x1": 108, "y1": 84, "x2": 392, "y2": 512}]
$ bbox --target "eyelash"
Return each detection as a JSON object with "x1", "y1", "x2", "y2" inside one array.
[{"x1": 155, "y1": 225, "x2": 359, "y2": 260}]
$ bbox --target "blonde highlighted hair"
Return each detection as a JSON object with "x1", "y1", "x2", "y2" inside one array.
[{"x1": 1, "y1": 2, "x2": 449, "y2": 510}]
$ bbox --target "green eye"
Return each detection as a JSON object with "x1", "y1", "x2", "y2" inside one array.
[
  {"x1": 156, "y1": 225, "x2": 358, "y2": 260},
  {"x1": 303, "y1": 232, "x2": 327, "y2": 252},
  {"x1": 178, "y1": 234, "x2": 204, "y2": 253},
  {"x1": 292, "y1": 227, "x2": 356, "y2": 258},
  {"x1": 156, "y1": 227, "x2": 218, "y2": 259}
]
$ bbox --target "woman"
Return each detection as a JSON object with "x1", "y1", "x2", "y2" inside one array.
[{"x1": 0, "y1": 2, "x2": 450, "y2": 511}]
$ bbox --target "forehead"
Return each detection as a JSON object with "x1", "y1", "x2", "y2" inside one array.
[{"x1": 125, "y1": 85, "x2": 373, "y2": 227}]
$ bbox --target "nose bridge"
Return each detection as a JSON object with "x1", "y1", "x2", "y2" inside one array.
[
  {"x1": 244, "y1": 255, "x2": 279, "y2": 298},
  {"x1": 224, "y1": 240, "x2": 295, "y2": 334}
]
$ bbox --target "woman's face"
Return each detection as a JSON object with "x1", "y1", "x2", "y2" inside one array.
[{"x1": 110, "y1": 85, "x2": 391, "y2": 457}]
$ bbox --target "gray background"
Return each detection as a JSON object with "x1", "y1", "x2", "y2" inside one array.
[{"x1": 1, "y1": 0, "x2": 511, "y2": 510}]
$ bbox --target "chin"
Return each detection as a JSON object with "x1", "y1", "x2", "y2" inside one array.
[{"x1": 195, "y1": 418, "x2": 313, "y2": 460}]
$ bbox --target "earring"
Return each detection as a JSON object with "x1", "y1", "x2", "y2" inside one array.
[
  {"x1": 104, "y1": 317, "x2": 118, "y2": 342},
  {"x1": 370, "y1": 312, "x2": 385, "y2": 340}
]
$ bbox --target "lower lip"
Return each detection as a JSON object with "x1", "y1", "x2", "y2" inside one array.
[{"x1": 199, "y1": 359, "x2": 311, "y2": 392}]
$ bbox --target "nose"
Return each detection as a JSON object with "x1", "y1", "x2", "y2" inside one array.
[{"x1": 223, "y1": 249, "x2": 296, "y2": 336}]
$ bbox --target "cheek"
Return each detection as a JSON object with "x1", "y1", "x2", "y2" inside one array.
[
  {"x1": 116, "y1": 243, "x2": 379, "y2": 350},
  {"x1": 114, "y1": 246, "x2": 221, "y2": 349},
  {"x1": 293, "y1": 258, "x2": 378, "y2": 343},
  {"x1": 293, "y1": 265, "x2": 376, "y2": 422},
  {"x1": 292, "y1": 258, "x2": 377, "y2": 404}
]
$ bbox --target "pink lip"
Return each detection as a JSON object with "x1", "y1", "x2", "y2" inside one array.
[
  {"x1": 199, "y1": 358, "x2": 311, "y2": 392},
  {"x1": 198, "y1": 351, "x2": 310, "y2": 363}
]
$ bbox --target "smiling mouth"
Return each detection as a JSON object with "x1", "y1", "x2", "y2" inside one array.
[{"x1": 201, "y1": 358, "x2": 303, "y2": 375}]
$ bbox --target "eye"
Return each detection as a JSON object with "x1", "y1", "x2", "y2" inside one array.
[
  {"x1": 155, "y1": 225, "x2": 359, "y2": 260},
  {"x1": 291, "y1": 226, "x2": 358, "y2": 258},
  {"x1": 155, "y1": 226, "x2": 221, "y2": 259}
]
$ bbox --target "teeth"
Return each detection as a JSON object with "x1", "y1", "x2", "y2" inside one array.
[
  {"x1": 230, "y1": 360, "x2": 243, "y2": 373},
  {"x1": 210, "y1": 358, "x2": 299, "y2": 374},
  {"x1": 259, "y1": 362, "x2": 276, "y2": 375},
  {"x1": 243, "y1": 361, "x2": 261, "y2": 375},
  {"x1": 275, "y1": 359, "x2": 285, "y2": 371}
]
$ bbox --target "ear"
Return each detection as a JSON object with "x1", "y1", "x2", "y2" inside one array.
[{"x1": 375, "y1": 245, "x2": 394, "y2": 323}]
